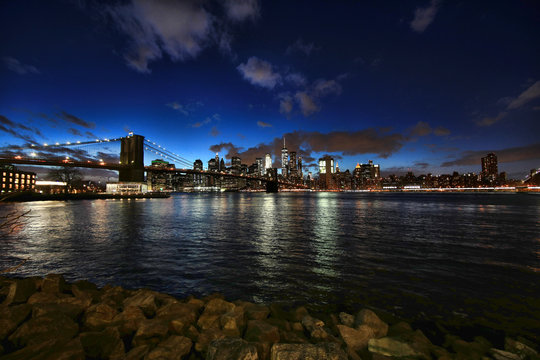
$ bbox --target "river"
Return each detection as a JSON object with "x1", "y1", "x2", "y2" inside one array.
[{"x1": 1, "y1": 192, "x2": 539, "y2": 340}]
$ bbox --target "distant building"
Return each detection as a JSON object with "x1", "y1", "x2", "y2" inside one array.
[
  {"x1": 256, "y1": 158, "x2": 263, "y2": 176},
  {"x1": 231, "y1": 156, "x2": 242, "y2": 174},
  {"x1": 297, "y1": 156, "x2": 303, "y2": 178},
  {"x1": 281, "y1": 137, "x2": 288, "y2": 177},
  {"x1": 193, "y1": 159, "x2": 203, "y2": 171},
  {"x1": 265, "y1": 153, "x2": 272, "y2": 174},
  {"x1": 318, "y1": 155, "x2": 335, "y2": 189},
  {"x1": 289, "y1": 151, "x2": 297, "y2": 178},
  {"x1": 193, "y1": 159, "x2": 203, "y2": 185},
  {"x1": 208, "y1": 158, "x2": 218, "y2": 172},
  {"x1": 151, "y1": 159, "x2": 174, "y2": 169},
  {"x1": 481, "y1": 153, "x2": 498, "y2": 180},
  {"x1": 1, "y1": 165, "x2": 36, "y2": 193}
]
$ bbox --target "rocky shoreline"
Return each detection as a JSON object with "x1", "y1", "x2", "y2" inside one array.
[{"x1": 0, "y1": 275, "x2": 538, "y2": 360}]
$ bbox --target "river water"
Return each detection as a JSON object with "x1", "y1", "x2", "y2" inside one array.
[{"x1": 1, "y1": 192, "x2": 539, "y2": 341}]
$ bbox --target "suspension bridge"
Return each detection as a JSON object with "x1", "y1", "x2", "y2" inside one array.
[{"x1": 0, "y1": 133, "x2": 305, "y2": 192}]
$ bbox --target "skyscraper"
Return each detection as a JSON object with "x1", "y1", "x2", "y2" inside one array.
[
  {"x1": 265, "y1": 153, "x2": 272, "y2": 174},
  {"x1": 318, "y1": 155, "x2": 335, "y2": 189},
  {"x1": 256, "y1": 157, "x2": 263, "y2": 176},
  {"x1": 481, "y1": 153, "x2": 498, "y2": 179},
  {"x1": 281, "y1": 137, "x2": 288, "y2": 177},
  {"x1": 297, "y1": 156, "x2": 303, "y2": 179},
  {"x1": 289, "y1": 151, "x2": 297, "y2": 178}
]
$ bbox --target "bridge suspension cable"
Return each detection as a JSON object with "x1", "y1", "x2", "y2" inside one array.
[{"x1": 145, "y1": 139, "x2": 193, "y2": 168}]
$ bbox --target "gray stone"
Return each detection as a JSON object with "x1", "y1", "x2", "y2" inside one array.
[
  {"x1": 270, "y1": 343, "x2": 348, "y2": 360},
  {"x1": 41, "y1": 274, "x2": 68, "y2": 294},
  {"x1": 207, "y1": 338, "x2": 259, "y2": 360},
  {"x1": 337, "y1": 324, "x2": 375, "y2": 351},
  {"x1": 3, "y1": 278, "x2": 36, "y2": 305},
  {"x1": 338, "y1": 312, "x2": 354, "y2": 327},
  {"x1": 145, "y1": 335, "x2": 192, "y2": 360},
  {"x1": 355, "y1": 308, "x2": 388, "y2": 338},
  {"x1": 368, "y1": 337, "x2": 420, "y2": 358}
]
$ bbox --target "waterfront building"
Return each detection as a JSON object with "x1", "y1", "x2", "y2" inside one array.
[
  {"x1": 256, "y1": 158, "x2": 263, "y2": 176},
  {"x1": 220, "y1": 158, "x2": 225, "y2": 172},
  {"x1": 215, "y1": 153, "x2": 220, "y2": 171},
  {"x1": 193, "y1": 159, "x2": 203, "y2": 186},
  {"x1": 231, "y1": 156, "x2": 242, "y2": 175},
  {"x1": 208, "y1": 158, "x2": 218, "y2": 172},
  {"x1": 298, "y1": 156, "x2": 303, "y2": 179},
  {"x1": 289, "y1": 151, "x2": 297, "y2": 178},
  {"x1": 151, "y1": 159, "x2": 174, "y2": 169},
  {"x1": 1, "y1": 164, "x2": 36, "y2": 193},
  {"x1": 481, "y1": 153, "x2": 498, "y2": 180},
  {"x1": 193, "y1": 159, "x2": 203, "y2": 171},
  {"x1": 318, "y1": 155, "x2": 335, "y2": 189},
  {"x1": 265, "y1": 153, "x2": 272, "y2": 174},
  {"x1": 281, "y1": 137, "x2": 288, "y2": 177}
]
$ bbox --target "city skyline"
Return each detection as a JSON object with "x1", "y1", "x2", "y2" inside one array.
[{"x1": 1, "y1": 0, "x2": 540, "y2": 179}]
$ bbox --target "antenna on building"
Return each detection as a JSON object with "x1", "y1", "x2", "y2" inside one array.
[{"x1": 283, "y1": 136, "x2": 286, "y2": 148}]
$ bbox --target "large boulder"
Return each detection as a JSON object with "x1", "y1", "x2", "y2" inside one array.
[
  {"x1": 490, "y1": 348, "x2": 522, "y2": 360},
  {"x1": 83, "y1": 302, "x2": 118, "y2": 330},
  {"x1": 124, "y1": 345, "x2": 150, "y2": 360},
  {"x1": 41, "y1": 274, "x2": 68, "y2": 294},
  {"x1": 3, "y1": 278, "x2": 36, "y2": 305},
  {"x1": 245, "y1": 320, "x2": 280, "y2": 343},
  {"x1": 204, "y1": 298, "x2": 235, "y2": 315},
  {"x1": 270, "y1": 343, "x2": 348, "y2": 360},
  {"x1": 71, "y1": 280, "x2": 100, "y2": 303},
  {"x1": 195, "y1": 328, "x2": 226, "y2": 354},
  {"x1": 123, "y1": 289, "x2": 157, "y2": 317},
  {"x1": 336, "y1": 324, "x2": 375, "y2": 351},
  {"x1": 0, "y1": 338, "x2": 85, "y2": 360},
  {"x1": 79, "y1": 327, "x2": 125, "y2": 360},
  {"x1": 354, "y1": 309, "x2": 388, "y2": 338},
  {"x1": 243, "y1": 302, "x2": 270, "y2": 321},
  {"x1": 220, "y1": 307, "x2": 246, "y2": 337},
  {"x1": 338, "y1": 312, "x2": 354, "y2": 327},
  {"x1": 112, "y1": 305, "x2": 146, "y2": 337},
  {"x1": 31, "y1": 301, "x2": 85, "y2": 320},
  {"x1": 145, "y1": 335, "x2": 192, "y2": 360},
  {"x1": 505, "y1": 337, "x2": 539, "y2": 359},
  {"x1": 8, "y1": 312, "x2": 78, "y2": 348},
  {"x1": 368, "y1": 337, "x2": 424, "y2": 358},
  {"x1": 132, "y1": 318, "x2": 169, "y2": 347},
  {"x1": 0, "y1": 304, "x2": 31, "y2": 341},
  {"x1": 302, "y1": 315, "x2": 329, "y2": 340},
  {"x1": 207, "y1": 338, "x2": 259, "y2": 360}
]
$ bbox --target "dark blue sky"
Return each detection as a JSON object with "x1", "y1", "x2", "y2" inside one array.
[{"x1": 1, "y1": 0, "x2": 539, "y2": 178}]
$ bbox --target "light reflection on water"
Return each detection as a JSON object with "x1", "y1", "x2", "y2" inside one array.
[{"x1": 1, "y1": 193, "x2": 539, "y2": 336}]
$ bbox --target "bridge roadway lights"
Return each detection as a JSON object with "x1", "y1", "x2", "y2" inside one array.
[
  {"x1": 266, "y1": 180, "x2": 279, "y2": 193},
  {"x1": 119, "y1": 134, "x2": 145, "y2": 183}
]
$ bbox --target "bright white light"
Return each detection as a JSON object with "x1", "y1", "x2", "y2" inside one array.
[
  {"x1": 43, "y1": 143, "x2": 48, "y2": 146},
  {"x1": 67, "y1": 142, "x2": 71, "y2": 145},
  {"x1": 55, "y1": 142, "x2": 60, "y2": 145},
  {"x1": 77, "y1": 141, "x2": 80, "y2": 144},
  {"x1": 30, "y1": 152, "x2": 37, "y2": 157}
]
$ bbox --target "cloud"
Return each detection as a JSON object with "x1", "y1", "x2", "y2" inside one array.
[
  {"x1": 295, "y1": 92, "x2": 319, "y2": 116},
  {"x1": 414, "y1": 162, "x2": 430, "y2": 169},
  {"x1": 441, "y1": 143, "x2": 540, "y2": 167},
  {"x1": 167, "y1": 101, "x2": 189, "y2": 115},
  {"x1": 209, "y1": 142, "x2": 243, "y2": 157},
  {"x1": 313, "y1": 79, "x2": 342, "y2": 97},
  {"x1": 2, "y1": 57, "x2": 39, "y2": 75},
  {"x1": 68, "y1": 128, "x2": 83, "y2": 136},
  {"x1": 506, "y1": 80, "x2": 540, "y2": 110},
  {"x1": 209, "y1": 126, "x2": 220, "y2": 137},
  {"x1": 476, "y1": 111, "x2": 507, "y2": 127},
  {"x1": 0, "y1": 114, "x2": 43, "y2": 143},
  {"x1": 58, "y1": 111, "x2": 96, "y2": 129},
  {"x1": 223, "y1": 0, "x2": 259, "y2": 22},
  {"x1": 85, "y1": 131, "x2": 98, "y2": 139},
  {"x1": 279, "y1": 94, "x2": 294, "y2": 115},
  {"x1": 237, "y1": 57, "x2": 282, "y2": 89},
  {"x1": 285, "y1": 72, "x2": 307, "y2": 87},
  {"x1": 210, "y1": 128, "x2": 405, "y2": 165},
  {"x1": 192, "y1": 117, "x2": 212, "y2": 128},
  {"x1": 410, "y1": 0, "x2": 441, "y2": 33},
  {"x1": 286, "y1": 38, "x2": 319, "y2": 56},
  {"x1": 409, "y1": 121, "x2": 450, "y2": 137},
  {"x1": 257, "y1": 121, "x2": 272, "y2": 128}
]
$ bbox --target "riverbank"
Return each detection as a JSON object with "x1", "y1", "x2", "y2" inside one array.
[
  {"x1": 0, "y1": 191, "x2": 170, "y2": 202},
  {"x1": 0, "y1": 275, "x2": 537, "y2": 359}
]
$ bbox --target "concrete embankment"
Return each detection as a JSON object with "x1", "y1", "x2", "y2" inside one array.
[{"x1": 0, "y1": 275, "x2": 538, "y2": 359}]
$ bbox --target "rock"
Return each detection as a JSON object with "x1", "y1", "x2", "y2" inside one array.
[
  {"x1": 279, "y1": 330, "x2": 308, "y2": 344},
  {"x1": 291, "y1": 322, "x2": 303, "y2": 332},
  {"x1": 244, "y1": 303, "x2": 270, "y2": 320},
  {"x1": 145, "y1": 335, "x2": 192, "y2": 360},
  {"x1": 270, "y1": 342, "x2": 348, "y2": 360},
  {"x1": 0, "y1": 304, "x2": 31, "y2": 341},
  {"x1": 3, "y1": 278, "x2": 36, "y2": 305},
  {"x1": 185, "y1": 324, "x2": 200, "y2": 342},
  {"x1": 505, "y1": 337, "x2": 539, "y2": 359},
  {"x1": 71, "y1": 280, "x2": 100, "y2": 303},
  {"x1": 123, "y1": 289, "x2": 157, "y2": 317},
  {"x1": 83, "y1": 302, "x2": 118, "y2": 330},
  {"x1": 125, "y1": 345, "x2": 150, "y2": 360},
  {"x1": 490, "y1": 348, "x2": 522, "y2": 360},
  {"x1": 245, "y1": 320, "x2": 280, "y2": 343},
  {"x1": 204, "y1": 298, "x2": 235, "y2": 315},
  {"x1": 113, "y1": 305, "x2": 146, "y2": 336},
  {"x1": 79, "y1": 327, "x2": 125, "y2": 360},
  {"x1": 387, "y1": 321, "x2": 413, "y2": 337},
  {"x1": 337, "y1": 324, "x2": 375, "y2": 351},
  {"x1": 31, "y1": 301, "x2": 85, "y2": 320},
  {"x1": 445, "y1": 335, "x2": 490, "y2": 359},
  {"x1": 355, "y1": 309, "x2": 388, "y2": 338},
  {"x1": 132, "y1": 318, "x2": 169, "y2": 347},
  {"x1": 197, "y1": 314, "x2": 221, "y2": 330},
  {"x1": 338, "y1": 312, "x2": 354, "y2": 327},
  {"x1": 269, "y1": 303, "x2": 289, "y2": 319},
  {"x1": 100, "y1": 285, "x2": 127, "y2": 309},
  {"x1": 0, "y1": 338, "x2": 85, "y2": 360},
  {"x1": 26, "y1": 291, "x2": 69, "y2": 305},
  {"x1": 207, "y1": 338, "x2": 259, "y2": 360},
  {"x1": 220, "y1": 307, "x2": 246, "y2": 337},
  {"x1": 292, "y1": 306, "x2": 309, "y2": 322},
  {"x1": 368, "y1": 337, "x2": 420, "y2": 358},
  {"x1": 301, "y1": 315, "x2": 324, "y2": 332},
  {"x1": 41, "y1": 274, "x2": 68, "y2": 294},
  {"x1": 186, "y1": 297, "x2": 205, "y2": 311},
  {"x1": 195, "y1": 328, "x2": 226, "y2": 353},
  {"x1": 8, "y1": 312, "x2": 78, "y2": 348}
]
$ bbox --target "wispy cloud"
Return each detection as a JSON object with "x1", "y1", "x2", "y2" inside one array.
[
  {"x1": 441, "y1": 143, "x2": 540, "y2": 167},
  {"x1": 507, "y1": 80, "x2": 540, "y2": 110},
  {"x1": 0, "y1": 114, "x2": 44, "y2": 143},
  {"x1": 286, "y1": 38, "x2": 320, "y2": 56},
  {"x1": 2, "y1": 57, "x2": 39, "y2": 75},
  {"x1": 223, "y1": 0, "x2": 260, "y2": 22},
  {"x1": 409, "y1": 121, "x2": 450, "y2": 137},
  {"x1": 257, "y1": 121, "x2": 272, "y2": 128},
  {"x1": 237, "y1": 57, "x2": 282, "y2": 89},
  {"x1": 58, "y1": 111, "x2": 96, "y2": 129},
  {"x1": 209, "y1": 126, "x2": 220, "y2": 137},
  {"x1": 410, "y1": 0, "x2": 441, "y2": 33}
]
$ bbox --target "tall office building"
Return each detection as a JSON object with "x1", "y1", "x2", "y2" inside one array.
[
  {"x1": 298, "y1": 156, "x2": 303, "y2": 178},
  {"x1": 289, "y1": 151, "x2": 297, "y2": 178},
  {"x1": 481, "y1": 153, "x2": 498, "y2": 179},
  {"x1": 318, "y1": 155, "x2": 335, "y2": 189},
  {"x1": 265, "y1": 153, "x2": 272, "y2": 174},
  {"x1": 231, "y1": 156, "x2": 241, "y2": 174},
  {"x1": 281, "y1": 137, "x2": 288, "y2": 177},
  {"x1": 256, "y1": 157, "x2": 263, "y2": 176},
  {"x1": 215, "y1": 153, "x2": 220, "y2": 171}
]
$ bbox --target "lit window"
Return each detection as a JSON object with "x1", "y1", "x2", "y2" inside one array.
[
  {"x1": 15, "y1": 179, "x2": 18, "y2": 183},
  {"x1": 2, "y1": 184, "x2": 4, "y2": 188},
  {"x1": 2, "y1": 172, "x2": 5, "y2": 176},
  {"x1": 2, "y1": 177, "x2": 4, "y2": 182}
]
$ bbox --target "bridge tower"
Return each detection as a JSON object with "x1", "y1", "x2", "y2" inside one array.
[{"x1": 119, "y1": 134, "x2": 145, "y2": 182}]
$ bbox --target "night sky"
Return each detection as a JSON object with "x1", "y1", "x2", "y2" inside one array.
[{"x1": 1, "y1": 0, "x2": 539, "y2": 179}]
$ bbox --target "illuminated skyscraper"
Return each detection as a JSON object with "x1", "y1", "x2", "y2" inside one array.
[
  {"x1": 318, "y1": 155, "x2": 335, "y2": 189},
  {"x1": 289, "y1": 151, "x2": 297, "y2": 178},
  {"x1": 481, "y1": 153, "x2": 498, "y2": 179},
  {"x1": 265, "y1": 153, "x2": 272, "y2": 174},
  {"x1": 256, "y1": 157, "x2": 263, "y2": 176},
  {"x1": 281, "y1": 137, "x2": 288, "y2": 177},
  {"x1": 298, "y1": 156, "x2": 303, "y2": 178}
]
